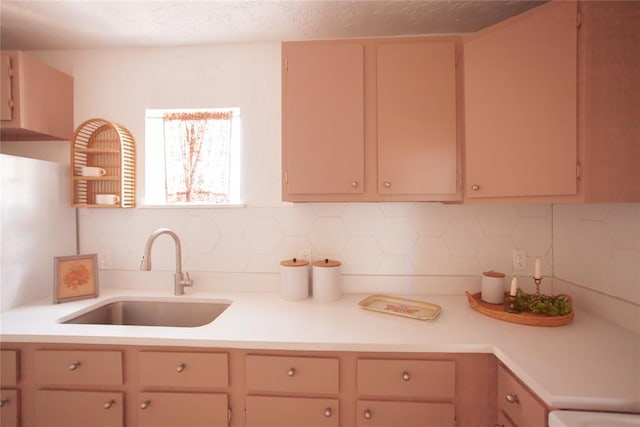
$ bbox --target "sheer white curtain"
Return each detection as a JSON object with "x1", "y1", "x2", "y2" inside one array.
[{"x1": 162, "y1": 111, "x2": 233, "y2": 203}]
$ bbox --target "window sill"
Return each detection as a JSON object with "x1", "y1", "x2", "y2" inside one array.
[{"x1": 138, "y1": 202, "x2": 246, "y2": 209}]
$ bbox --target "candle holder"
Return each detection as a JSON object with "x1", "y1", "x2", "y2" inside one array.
[
  {"x1": 533, "y1": 276, "x2": 542, "y2": 296},
  {"x1": 504, "y1": 295, "x2": 521, "y2": 313}
]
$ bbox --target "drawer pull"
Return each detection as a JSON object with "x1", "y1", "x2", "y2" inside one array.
[
  {"x1": 352, "y1": 181, "x2": 359, "y2": 188},
  {"x1": 140, "y1": 400, "x2": 151, "y2": 410},
  {"x1": 287, "y1": 368, "x2": 296, "y2": 377},
  {"x1": 0, "y1": 398, "x2": 9, "y2": 408},
  {"x1": 69, "y1": 361, "x2": 81, "y2": 371},
  {"x1": 472, "y1": 184, "x2": 480, "y2": 191},
  {"x1": 505, "y1": 393, "x2": 520, "y2": 404},
  {"x1": 402, "y1": 371, "x2": 411, "y2": 381},
  {"x1": 176, "y1": 363, "x2": 186, "y2": 373},
  {"x1": 364, "y1": 409, "x2": 372, "y2": 419},
  {"x1": 324, "y1": 407, "x2": 332, "y2": 417},
  {"x1": 104, "y1": 400, "x2": 115, "y2": 410}
]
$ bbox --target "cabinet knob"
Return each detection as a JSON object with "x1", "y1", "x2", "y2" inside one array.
[
  {"x1": 0, "y1": 398, "x2": 9, "y2": 408},
  {"x1": 402, "y1": 371, "x2": 411, "y2": 381},
  {"x1": 324, "y1": 407, "x2": 332, "y2": 417},
  {"x1": 69, "y1": 361, "x2": 81, "y2": 371},
  {"x1": 505, "y1": 393, "x2": 519, "y2": 404},
  {"x1": 384, "y1": 181, "x2": 391, "y2": 188},
  {"x1": 352, "y1": 181, "x2": 359, "y2": 188},
  {"x1": 364, "y1": 409, "x2": 372, "y2": 419},
  {"x1": 176, "y1": 363, "x2": 186, "y2": 373},
  {"x1": 140, "y1": 400, "x2": 151, "y2": 410},
  {"x1": 104, "y1": 400, "x2": 115, "y2": 410},
  {"x1": 287, "y1": 368, "x2": 296, "y2": 377},
  {"x1": 471, "y1": 184, "x2": 480, "y2": 191}
]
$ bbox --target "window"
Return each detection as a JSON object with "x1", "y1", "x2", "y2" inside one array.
[{"x1": 144, "y1": 108, "x2": 241, "y2": 205}]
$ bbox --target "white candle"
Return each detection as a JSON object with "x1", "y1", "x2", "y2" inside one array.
[
  {"x1": 510, "y1": 276, "x2": 518, "y2": 297},
  {"x1": 534, "y1": 258, "x2": 541, "y2": 279}
]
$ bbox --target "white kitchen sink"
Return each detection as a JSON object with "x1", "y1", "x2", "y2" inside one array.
[{"x1": 548, "y1": 410, "x2": 640, "y2": 427}]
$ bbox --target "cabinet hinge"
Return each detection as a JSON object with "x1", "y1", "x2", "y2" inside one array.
[
  {"x1": 576, "y1": 11, "x2": 582, "y2": 28},
  {"x1": 285, "y1": 58, "x2": 288, "y2": 71},
  {"x1": 228, "y1": 408, "x2": 232, "y2": 425},
  {"x1": 285, "y1": 170, "x2": 288, "y2": 183},
  {"x1": 576, "y1": 163, "x2": 581, "y2": 180}
]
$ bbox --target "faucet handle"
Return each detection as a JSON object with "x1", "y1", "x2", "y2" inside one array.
[{"x1": 180, "y1": 272, "x2": 193, "y2": 287}]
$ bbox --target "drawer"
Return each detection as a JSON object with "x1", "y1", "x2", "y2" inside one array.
[
  {"x1": 35, "y1": 390, "x2": 124, "y2": 427},
  {"x1": 245, "y1": 354, "x2": 339, "y2": 394},
  {"x1": 0, "y1": 389, "x2": 19, "y2": 427},
  {"x1": 356, "y1": 400, "x2": 455, "y2": 427},
  {"x1": 245, "y1": 395, "x2": 339, "y2": 427},
  {"x1": 138, "y1": 351, "x2": 228, "y2": 388},
  {"x1": 357, "y1": 359, "x2": 455, "y2": 399},
  {"x1": 497, "y1": 364, "x2": 547, "y2": 427},
  {"x1": 0, "y1": 350, "x2": 18, "y2": 387},
  {"x1": 137, "y1": 392, "x2": 228, "y2": 427},
  {"x1": 34, "y1": 350, "x2": 123, "y2": 386}
]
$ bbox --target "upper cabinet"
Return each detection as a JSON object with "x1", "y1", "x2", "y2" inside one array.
[
  {"x1": 463, "y1": 1, "x2": 578, "y2": 201},
  {"x1": 377, "y1": 39, "x2": 460, "y2": 200},
  {"x1": 282, "y1": 37, "x2": 461, "y2": 202},
  {"x1": 578, "y1": 1, "x2": 640, "y2": 202},
  {"x1": 0, "y1": 51, "x2": 74, "y2": 141},
  {"x1": 283, "y1": 42, "x2": 365, "y2": 198}
]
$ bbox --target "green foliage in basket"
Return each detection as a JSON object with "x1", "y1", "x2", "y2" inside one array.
[{"x1": 513, "y1": 289, "x2": 572, "y2": 316}]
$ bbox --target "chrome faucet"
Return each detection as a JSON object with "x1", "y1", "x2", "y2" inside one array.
[{"x1": 140, "y1": 228, "x2": 193, "y2": 295}]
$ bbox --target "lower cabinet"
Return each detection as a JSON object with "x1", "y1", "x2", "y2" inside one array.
[
  {"x1": 497, "y1": 364, "x2": 548, "y2": 427},
  {"x1": 34, "y1": 390, "x2": 124, "y2": 427},
  {"x1": 0, "y1": 389, "x2": 19, "y2": 427},
  {"x1": 3, "y1": 343, "x2": 505, "y2": 426},
  {"x1": 356, "y1": 400, "x2": 455, "y2": 427},
  {"x1": 245, "y1": 396, "x2": 339, "y2": 427},
  {"x1": 137, "y1": 392, "x2": 228, "y2": 427}
]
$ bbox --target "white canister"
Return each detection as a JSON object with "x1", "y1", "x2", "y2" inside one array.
[
  {"x1": 481, "y1": 270, "x2": 506, "y2": 304},
  {"x1": 279, "y1": 258, "x2": 309, "y2": 301},
  {"x1": 312, "y1": 259, "x2": 342, "y2": 302}
]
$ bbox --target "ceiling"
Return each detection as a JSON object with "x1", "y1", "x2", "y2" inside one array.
[{"x1": 1, "y1": 1, "x2": 546, "y2": 51}]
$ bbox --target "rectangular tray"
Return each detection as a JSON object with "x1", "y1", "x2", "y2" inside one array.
[{"x1": 358, "y1": 294, "x2": 442, "y2": 321}]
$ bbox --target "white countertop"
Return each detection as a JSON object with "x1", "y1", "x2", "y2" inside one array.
[{"x1": 1, "y1": 288, "x2": 639, "y2": 413}]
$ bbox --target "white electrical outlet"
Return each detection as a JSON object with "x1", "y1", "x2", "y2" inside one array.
[{"x1": 512, "y1": 249, "x2": 527, "y2": 271}]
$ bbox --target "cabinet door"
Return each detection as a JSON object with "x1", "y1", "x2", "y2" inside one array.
[
  {"x1": 0, "y1": 52, "x2": 12, "y2": 121},
  {"x1": 0, "y1": 350, "x2": 18, "y2": 387},
  {"x1": 245, "y1": 396, "x2": 339, "y2": 427},
  {"x1": 377, "y1": 40, "x2": 459, "y2": 199},
  {"x1": 34, "y1": 350, "x2": 123, "y2": 386},
  {"x1": 245, "y1": 354, "x2": 339, "y2": 394},
  {"x1": 283, "y1": 42, "x2": 365, "y2": 196},
  {"x1": 464, "y1": 1, "x2": 577, "y2": 199},
  {"x1": 138, "y1": 351, "x2": 228, "y2": 388},
  {"x1": 35, "y1": 390, "x2": 123, "y2": 427},
  {"x1": 137, "y1": 392, "x2": 228, "y2": 427},
  {"x1": 0, "y1": 389, "x2": 18, "y2": 427},
  {"x1": 356, "y1": 400, "x2": 454, "y2": 427},
  {"x1": 497, "y1": 365, "x2": 547, "y2": 427},
  {"x1": 357, "y1": 359, "x2": 455, "y2": 399}
]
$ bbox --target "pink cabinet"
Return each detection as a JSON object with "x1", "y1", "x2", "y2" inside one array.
[
  {"x1": 33, "y1": 349, "x2": 123, "y2": 386},
  {"x1": 356, "y1": 400, "x2": 454, "y2": 427},
  {"x1": 282, "y1": 36, "x2": 461, "y2": 202},
  {"x1": 35, "y1": 390, "x2": 124, "y2": 427},
  {"x1": 377, "y1": 39, "x2": 459, "y2": 200},
  {"x1": 282, "y1": 42, "x2": 365, "y2": 197},
  {"x1": 245, "y1": 354, "x2": 339, "y2": 394},
  {"x1": 245, "y1": 396, "x2": 339, "y2": 427},
  {"x1": 0, "y1": 389, "x2": 19, "y2": 427},
  {"x1": 0, "y1": 51, "x2": 73, "y2": 141},
  {"x1": 137, "y1": 351, "x2": 228, "y2": 388},
  {"x1": 497, "y1": 364, "x2": 548, "y2": 427},
  {"x1": 137, "y1": 392, "x2": 228, "y2": 427},
  {"x1": 464, "y1": 1, "x2": 578, "y2": 200}
]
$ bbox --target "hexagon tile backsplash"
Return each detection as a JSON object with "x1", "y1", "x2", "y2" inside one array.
[{"x1": 79, "y1": 203, "x2": 553, "y2": 279}]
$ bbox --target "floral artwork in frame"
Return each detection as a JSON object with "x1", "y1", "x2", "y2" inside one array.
[{"x1": 54, "y1": 254, "x2": 99, "y2": 303}]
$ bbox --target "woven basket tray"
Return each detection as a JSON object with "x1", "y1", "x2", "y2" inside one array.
[{"x1": 465, "y1": 291, "x2": 574, "y2": 327}]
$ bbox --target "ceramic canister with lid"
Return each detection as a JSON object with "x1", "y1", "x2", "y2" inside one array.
[
  {"x1": 481, "y1": 270, "x2": 506, "y2": 304},
  {"x1": 279, "y1": 258, "x2": 309, "y2": 301},
  {"x1": 312, "y1": 259, "x2": 342, "y2": 302}
]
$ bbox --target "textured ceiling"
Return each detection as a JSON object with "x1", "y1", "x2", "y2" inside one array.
[{"x1": 1, "y1": 1, "x2": 546, "y2": 51}]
